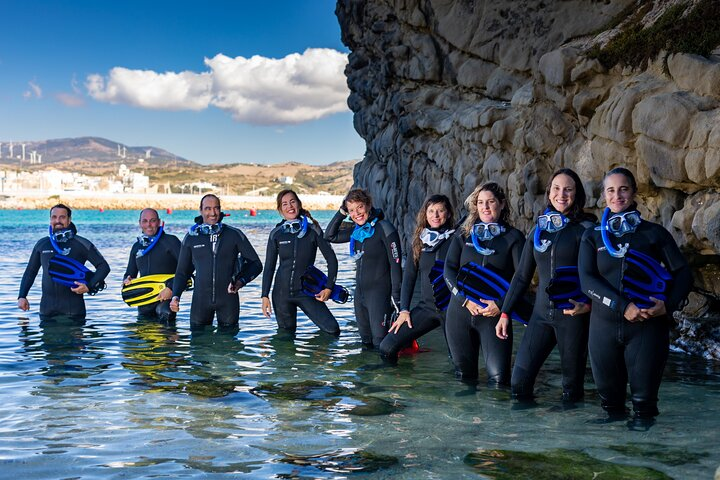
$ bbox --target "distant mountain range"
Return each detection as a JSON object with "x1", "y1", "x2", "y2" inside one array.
[
  {"x1": 0, "y1": 136, "x2": 196, "y2": 168},
  {"x1": 0, "y1": 136, "x2": 357, "y2": 195}
]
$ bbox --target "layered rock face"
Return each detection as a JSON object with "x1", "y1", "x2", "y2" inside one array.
[{"x1": 337, "y1": 0, "x2": 720, "y2": 355}]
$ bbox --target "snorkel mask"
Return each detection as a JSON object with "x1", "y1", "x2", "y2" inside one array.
[
  {"x1": 48, "y1": 225, "x2": 74, "y2": 255},
  {"x1": 600, "y1": 207, "x2": 641, "y2": 258},
  {"x1": 349, "y1": 214, "x2": 379, "y2": 260},
  {"x1": 470, "y1": 222, "x2": 504, "y2": 255},
  {"x1": 189, "y1": 213, "x2": 227, "y2": 236},
  {"x1": 420, "y1": 228, "x2": 454, "y2": 250},
  {"x1": 281, "y1": 215, "x2": 308, "y2": 238},
  {"x1": 533, "y1": 209, "x2": 569, "y2": 253}
]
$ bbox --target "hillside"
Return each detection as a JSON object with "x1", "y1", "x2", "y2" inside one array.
[{"x1": 0, "y1": 136, "x2": 357, "y2": 195}]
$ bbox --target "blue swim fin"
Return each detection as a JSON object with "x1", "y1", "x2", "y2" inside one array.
[
  {"x1": 428, "y1": 260, "x2": 450, "y2": 311},
  {"x1": 301, "y1": 265, "x2": 351, "y2": 304},
  {"x1": 457, "y1": 262, "x2": 529, "y2": 324},
  {"x1": 48, "y1": 255, "x2": 106, "y2": 295},
  {"x1": 546, "y1": 265, "x2": 590, "y2": 310}
]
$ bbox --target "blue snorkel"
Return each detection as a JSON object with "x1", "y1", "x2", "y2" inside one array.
[
  {"x1": 137, "y1": 222, "x2": 164, "y2": 257},
  {"x1": 600, "y1": 207, "x2": 629, "y2": 258},
  {"x1": 533, "y1": 209, "x2": 568, "y2": 253}
]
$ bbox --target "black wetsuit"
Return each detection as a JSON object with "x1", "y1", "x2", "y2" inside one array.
[
  {"x1": 443, "y1": 225, "x2": 524, "y2": 384},
  {"x1": 502, "y1": 220, "x2": 593, "y2": 401},
  {"x1": 18, "y1": 233, "x2": 110, "y2": 319},
  {"x1": 172, "y1": 224, "x2": 262, "y2": 328},
  {"x1": 379, "y1": 231, "x2": 452, "y2": 362},
  {"x1": 262, "y1": 219, "x2": 340, "y2": 335},
  {"x1": 125, "y1": 231, "x2": 181, "y2": 321},
  {"x1": 579, "y1": 217, "x2": 691, "y2": 418},
  {"x1": 325, "y1": 209, "x2": 402, "y2": 347}
]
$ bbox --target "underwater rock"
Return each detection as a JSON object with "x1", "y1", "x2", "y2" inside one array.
[
  {"x1": 463, "y1": 448, "x2": 671, "y2": 479},
  {"x1": 279, "y1": 448, "x2": 398, "y2": 473},
  {"x1": 250, "y1": 380, "x2": 399, "y2": 415},
  {"x1": 181, "y1": 378, "x2": 242, "y2": 398},
  {"x1": 608, "y1": 443, "x2": 710, "y2": 466}
]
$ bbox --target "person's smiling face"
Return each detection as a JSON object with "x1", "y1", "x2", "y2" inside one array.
[
  {"x1": 476, "y1": 190, "x2": 503, "y2": 224},
  {"x1": 603, "y1": 173, "x2": 636, "y2": 213},
  {"x1": 347, "y1": 201, "x2": 370, "y2": 226}
]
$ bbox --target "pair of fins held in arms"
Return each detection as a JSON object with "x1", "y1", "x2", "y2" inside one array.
[
  {"x1": 429, "y1": 260, "x2": 532, "y2": 324},
  {"x1": 428, "y1": 248, "x2": 671, "y2": 320}
]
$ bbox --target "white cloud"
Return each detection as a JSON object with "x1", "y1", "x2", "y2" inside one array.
[
  {"x1": 85, "y1": 48, "x2": 349, "y2": 125},
  {"x1": 23, "y1": 80, "x2": 42, "y2": 99},
  {"x1": 86, "y1": 68, "x2": 213, "y2": 111}
]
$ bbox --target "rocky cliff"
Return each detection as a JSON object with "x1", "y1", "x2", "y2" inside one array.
[{"x1": 337, "y1": 0, "x2": 720, "y2": 357}]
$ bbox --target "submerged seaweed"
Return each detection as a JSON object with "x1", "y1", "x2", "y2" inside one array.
[{"x1": 464, "y1": 448, "x2": 672, "y2": 479}]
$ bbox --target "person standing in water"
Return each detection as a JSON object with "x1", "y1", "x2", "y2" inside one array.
[
  {"x1": 379, "y1": 194, "x2": 456, "y2": 363},
  {"x1": 579, "y1": 167, "x2": 691, "y2": 425},
  {"x1": 18, "y1": 204, "x2": 110, "y2": 320},
  {"x1": 496, "y1": 168, "x2": 595, "y2": 403},
  {"x1": 261, "y1": 189, "x2": 340, "y2": 335},
  {"x1": 325, "y1": 189, "x2": 402, "y2": 348},
  {"x1": 123, "y1": 208, "x2": 181, "y2": 322},
  {"x1": 170, "y1": 194, "x2": 262, "y2": 330},
  {"x1": 443, "y1": 183, "x2": 524, "y2": 385}
]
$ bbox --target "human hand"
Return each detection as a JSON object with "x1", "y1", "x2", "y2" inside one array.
[
  {"x1": 624, "y1": 302, "x2": 643, "y2": 322},
  {"x1": 261, "y1": 297, "x2": 272, "y2": 318},
  {"x1": 123, "y1": 276, "x2": 133, "y2": 286},
  {"x1": 562, "y1": 299, "x2": 591, "y2": 316},
  {"x1": 495, "y1": 315, "x2": 510, "y2": 340},
  {"x1": 71, "y1": 282, "x2": 89, "y2": 294},
  {"x1": 17, "y1": 298, "x2": 29, "y2": 311},
  {"x1": 640, "y1": 296, "x2": 667, "y2": 319},
  {"x1": 157, "y1": 287, "x2": 172, "y2": 301},
  {"x1": 170, "y1": 296, "x2": 180, "y2": 313},
  {"x1": 315, "y1": 288, "x2": 332, "y2": 302},
  {"x1": 478, "y1": 299, "x2": 500, "y2": 317},
  {"x1": 389, "y1": 310, "x2": 412, "y2": 334}
]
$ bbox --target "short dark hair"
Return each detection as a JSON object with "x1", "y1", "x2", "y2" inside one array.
[
  {"x1": 200, "y1": 194, "x2": 220, "y2": 210},
  {"x1": 344, "y1": 189, "x2": 373, "y2": 209},
  {"x1": 50, "y1": 203, "x2": 72, "y2": 218}
]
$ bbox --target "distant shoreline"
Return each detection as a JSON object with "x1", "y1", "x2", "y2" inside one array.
[{"x1": 0, "y1": 191, "x2": 345, "y2": 211}]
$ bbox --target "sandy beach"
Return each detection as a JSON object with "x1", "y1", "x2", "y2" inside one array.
[{"x1": 0, "y1": 190, "x2": 345, "y2": 211}]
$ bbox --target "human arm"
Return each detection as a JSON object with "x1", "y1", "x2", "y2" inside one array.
[
  {"x1": 380, "y1": 220, "x2": 403, "y2": 308},
  {"x1": 18, "y1": 241, "x2": 42, "y2": 303},
  {"x1": 323, "y1": 209, "x2": 353, "y2": 243}
]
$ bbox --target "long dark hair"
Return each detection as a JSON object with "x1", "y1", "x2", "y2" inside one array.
[
  {"x1": 412, "y1": 194, "x2": 455, "y2": 264},
  {"x1": 276, "y1": 189, "x2": 320, "y2": 228},
  {"x1": 544, "y1": 168, "x2": 590, "y2": 222},
  {"x1": 461, "y1": 182, "x2": 510, "y2": 236}
]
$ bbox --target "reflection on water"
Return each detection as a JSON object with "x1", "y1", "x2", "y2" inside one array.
[{"x1": 0, "y1": 210, "x2": 719, "y2": 478}]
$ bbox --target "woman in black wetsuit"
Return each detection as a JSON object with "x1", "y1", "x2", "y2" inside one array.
[
  {"x1": 379, "y1": 194, "x2": 456, "y2": 363},
  {"x1": 496, "y1": 168, "x2": 595, "y2": 402},
  {"x1": 579, "y1": 167, "x2": 691, "y2": 423},
  {"x1": 443, "y1": 182, "x2": 524, "y2": 384},
  {"x1": 325, "y1": 189, "x2": 402, "y2": 348},
  {"x1": 261, "y1": 190, "x2": 340, "y2": 335}
]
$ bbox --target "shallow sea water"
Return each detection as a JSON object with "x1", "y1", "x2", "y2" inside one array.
[{"x1": 0, "y1": 209, "x2": 718, "y2": 479}]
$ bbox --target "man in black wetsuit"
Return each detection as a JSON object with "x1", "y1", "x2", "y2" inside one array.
[
  {"x1": 17, "y1": 204, "x2": 110, "y2": 320},
  {"x1": 170, "y1": 194, "x2": 262, "y2": 329},
  {"x1": 123, "y1": 208, "x2": 181, "y2": 321}
]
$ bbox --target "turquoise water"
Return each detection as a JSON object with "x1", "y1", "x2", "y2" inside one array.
[{"x1": 1, "y1": 209, "x2": 718, "y2": 478}]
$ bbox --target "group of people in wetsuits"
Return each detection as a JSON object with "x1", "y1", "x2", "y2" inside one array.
[{"x1": 17, "y1": 166, "x2": 691, "y2": 426}]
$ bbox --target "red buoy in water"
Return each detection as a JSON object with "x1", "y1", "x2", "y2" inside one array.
[
  {"x1": 249, "y1": 208, "x2": 257, "y2": 217},
  {"x1": 166, "y1": 208, "x2": 173, "y2": 214},
  {"x1": 99, "y1": 208, "x2": 105, "y2": 213}
]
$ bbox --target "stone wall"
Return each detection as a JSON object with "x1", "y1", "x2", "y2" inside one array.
[{"x1": 337, "y1": 0, "x2": 720, "y2": 356}]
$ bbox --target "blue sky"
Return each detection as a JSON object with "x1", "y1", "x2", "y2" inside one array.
[{"x1": 0, "y1": 0, "x2": 365, "y2": 165}]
